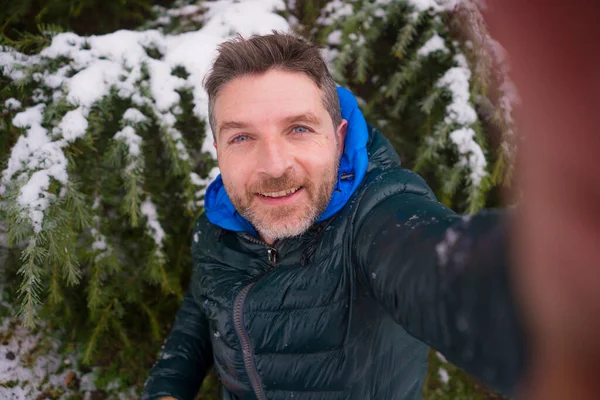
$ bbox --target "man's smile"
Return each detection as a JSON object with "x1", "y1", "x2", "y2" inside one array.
[
  {"x1": 255, "y1": 186, "x2": 305, "y2": 205},
  {"x1": 257, "y1": 186, "x2": 302, "y2": 198}
]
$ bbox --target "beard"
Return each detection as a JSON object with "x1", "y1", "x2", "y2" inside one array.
[{"x1": 227, "y1": 162, "x2": 339, "y2": 242}]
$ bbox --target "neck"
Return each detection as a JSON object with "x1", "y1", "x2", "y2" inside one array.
[{"x1": 259, "y1": 233, "x2": 276, "y2": 245}]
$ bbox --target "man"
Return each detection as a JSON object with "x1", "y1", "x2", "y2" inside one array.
[{"x1": 141, "y1": 32, "x2": 525, "y2": 400}]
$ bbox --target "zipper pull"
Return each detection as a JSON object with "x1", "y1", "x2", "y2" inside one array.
[{"x1": 267, "y1": 248, "x2": 278, "y2": 266}]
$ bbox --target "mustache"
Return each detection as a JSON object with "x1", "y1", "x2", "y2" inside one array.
[{"x1": 249, "y1": 171, "x2": 304, "y2": 194}]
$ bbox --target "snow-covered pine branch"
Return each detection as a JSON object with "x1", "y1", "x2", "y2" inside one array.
[{"x1": 316, "y1": 0, "x2": 515, "y2": 212}]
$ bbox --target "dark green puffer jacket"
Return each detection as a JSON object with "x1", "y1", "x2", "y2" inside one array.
[{"x1": 142, "y1": 128, "x2": 526, "y2": 400}]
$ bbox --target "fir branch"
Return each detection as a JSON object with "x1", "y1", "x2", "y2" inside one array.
[
  {"x1": 43, "y1": 200, "x2": 83, "y2": 287},
  {"x1": 61, "y1": 240, "x2": 81, "y2": 286},
  {"x1": 141, "y1": 302, "x2": 161, "y2": 341},
  {"x1": 420, "y1": 86, "x2": 443, "y2": 114},
  {"x1": 331, "y1": 47, "x2": 353, "y2": 84},
  {"x1": 467, "y1": 174, "x2": 488, "y2": 213},
  {"x1": 181, "y1": 175, "x2": 200, "y2": 217},
  {"x1": 389, "y1": 96, "x2": 408, "y2": 119},
  {"x1": 145, "y1": 250, "x2": 178, "y2": 296},
  {"x1": 5, "y1": 186, "x2": 34, "y2": 247},
  {"x1": 123, "y1": 165, "x2": 143, "y2": 228},
  {"x1": 62, "y1": 184, "x2": 92, "y2": 231},
  {"x1": 17, "y1": 237, "x2": 47, "y2": 327},
  {"x1": 107, "y1": 138, "x2": 144, "y2": 227},
  {"x1": 392, "y1": 13, "x2": 420, "y2": 60},
  {"x1": 48, "y1": 261, "x2": 62, "y2": 304},
  {"x1": 84, "y1": 298, "x2": 114, "y2": 364},
  {"x1": 491, "y1": 151, "x2": 505, "y2": 186},
  {"x1": 111, "y1": 316, "x2": 131, "y2": 350},
  {"x1": 0, "y1": 29, "x2": 51, "y2": 55},
  {"x1": 443, "y1": 164, "x2": 464, "y2": 199},
  {"x1": 161, "y1": 126, "x2": 191, "y2": 177},
  {"x1": 354, "y1": 45, "x2": 371, "y2": 84},
  {"x1": 86, "y1": 248, "x2": 120, "y2": 311},
  {"x1": 414, "y1": 135, "x2": 441, "y2": 173},
  {"x1": 386, "y1": 56, "x2": 423, "y2": 99},
  {"x1": 87, "y1": 260, "x2": 103, "y2": 310}
]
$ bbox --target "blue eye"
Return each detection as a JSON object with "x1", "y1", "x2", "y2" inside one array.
[
  {"x1": 292, "y1": 126, "x2": 310, "y2": 134},
  {"x1": 231, "y1": 135, "x2": 249, "y2": 144}
]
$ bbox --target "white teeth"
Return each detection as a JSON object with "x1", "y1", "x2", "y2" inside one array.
[{"x1": 260, "y1": 187, "x2": 301, "y2": 198}]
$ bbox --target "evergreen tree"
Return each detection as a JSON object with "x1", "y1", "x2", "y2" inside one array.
[
  {"x1": 290, "y1": 0, "x2": 517, "y2": 212},
  {"x1": 0, "y1": 0, "x2": 163, "y2": 44},
  {"x1": 0, "y1": 0, "x2": 219, "y2": 380}
]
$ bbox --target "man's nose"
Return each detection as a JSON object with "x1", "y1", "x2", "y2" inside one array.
[{"x1": 256, "y1": 137, "x2": 292, "y2": 178}]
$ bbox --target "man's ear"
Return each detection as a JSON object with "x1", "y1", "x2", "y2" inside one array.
[
  {"x1": 213, "y1": 141, "x2": 217, "y2": 150},
  {"x1": 336, "y1": 119, "x2": 348, "y2": 157}
]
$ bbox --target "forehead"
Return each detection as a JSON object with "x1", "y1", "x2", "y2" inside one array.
[{"x1": 214, "y1": 70, "x2": 327, "y2": 124}]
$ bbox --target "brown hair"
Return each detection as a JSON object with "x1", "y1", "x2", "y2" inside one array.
[{"x1": 203, "y1": 31, "x2": 341, "y2": 136}]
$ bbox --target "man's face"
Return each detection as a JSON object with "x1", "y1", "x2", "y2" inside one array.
[{"x1": 213, "y1": 69, "x2": 347, "y2": 244}]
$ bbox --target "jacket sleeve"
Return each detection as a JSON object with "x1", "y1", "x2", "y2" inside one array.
[
  {"x1": 141, "y1": 289, "x2": 213, "y2": 400},
  {"x1": 353, "y1": 185, "x2": 527, "y2": 395}
]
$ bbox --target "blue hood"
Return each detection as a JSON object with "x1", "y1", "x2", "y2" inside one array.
[{"x1": 204, "y1": 87, "x2": 369, "y2": 235}]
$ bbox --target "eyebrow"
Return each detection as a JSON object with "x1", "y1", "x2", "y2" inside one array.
[
  {"x1": 218, "y1": 112, "x2": 323, "y2": 138},
  {"x1": 282, "y1": 112, "x2": 322, "y2": 126},
  {"x1": 218, "y1": 120, "x2": 249, "y2": 137}
]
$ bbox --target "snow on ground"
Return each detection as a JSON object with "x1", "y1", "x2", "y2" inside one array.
[
  {"x1": 0, "y1": 314, "x2": 82, "y2": 399},
  {"x1": 0, "y1": 289, "x2": 136, "y2": 399}
]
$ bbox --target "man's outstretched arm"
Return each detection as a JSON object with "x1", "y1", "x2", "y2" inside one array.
[
  {"x1": 141, "y1": 289, "x2": 213, "y2": 400},
  {"x1": 353, "y1": 182, "x2": 527, "y2": 395}
]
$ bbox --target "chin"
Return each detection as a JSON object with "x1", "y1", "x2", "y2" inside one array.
[{"x1": 255, "y1": 216, "x2": 315, "y2": 241}]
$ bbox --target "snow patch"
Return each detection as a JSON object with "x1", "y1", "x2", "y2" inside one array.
[
  {"x1": 0, "y1": 316, "x2": 99, "y2": 399},
  {"x1": 327, "y1": 30, "x2": 343, "y2": 46},
  {"x1": 4, "y1": 98, "x2": 22, "y2": 110},
  {"x1": 91, "y1": 227, "x2": 107, "y2": 251},
  {"x1": 407, "y1": 0, "x2": 461, "y2": 12},
  {"x1": 0, "y1": 51, "x2": 39, "y2": 81},
  {"x1": 69, "y1": 62, "x2": 124, "y2": 108},
  {"x1": 141, "y1": 197, "x2": 166, "y2": 249},
  {"x1": 437, "y1": 55, "x2": 477, "y2": 126},
  {"x1": 418, "y1": 34, "x2": 449, "y2": 57},
  {"x1": 438, "y1": 367, "x2": 450, "y2": 384},
  {"x1": 436, "y1": 228, "x2": 460, "y2": 266},
  {"x1": 122, "y1": 108, "x2": 148, "y2": 124},
  {"x1": 2, "y1": 105, "x2": 69, "y2": 232},
  {"x1": 3, "y1": 103, "x2": 90, "y2": 232},
  {"x1": 318, "y1": 0, "x2": 354, "y2": 25},
  {"x1": 114, "y1": 126, "x2": 143, "y2": 157},
  {"x1": 450, "y1": 128, "x2": 487, "y2": 186},
  {"x1": 433, "y1": 52, "x2": 487, "y2": 186},
  {"x1": 58, "y1": 107, "x2": 89, "y2": 142},
  {"x1": 436, "y1": 351, "x2": 448, "y2": 363}
]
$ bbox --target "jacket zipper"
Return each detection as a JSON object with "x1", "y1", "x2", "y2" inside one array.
[
  {"x1": 233, "y1": 283, "x2": 265, "y2": 400},
  {"x1": 233, "y1": 236, "x2": 278, "y2": 400}
]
